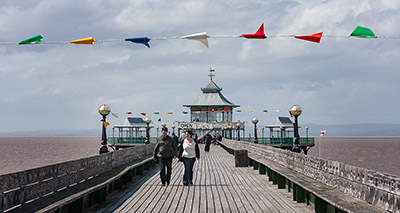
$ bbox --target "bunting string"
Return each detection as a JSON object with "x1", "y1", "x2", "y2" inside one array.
[{"x1": 3, "y1": 24, "x2": 399, "y2": 48}]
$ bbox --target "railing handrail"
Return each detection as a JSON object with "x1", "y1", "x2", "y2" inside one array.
[{"x1": 0, "y1": 144, "x2": 155, "y2": 212}]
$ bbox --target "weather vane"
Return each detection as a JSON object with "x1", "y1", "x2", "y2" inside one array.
[{"x1": 208, "y1": 67, "x2": 215, "y2": 81}]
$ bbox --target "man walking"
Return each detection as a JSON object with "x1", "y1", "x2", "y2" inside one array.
[
  {"x1": 153, "y1": 127, "x2": 177, "y2": 186},
  {"x1": 203, "y1": 131, "x2": 212, "y2": 152}
]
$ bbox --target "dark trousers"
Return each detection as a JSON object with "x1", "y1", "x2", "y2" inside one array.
[
  {"x1": 182, "y1": 157, "x2": 196, "y2": 185},
  {"x1": 159, "y1": 157, "x2": 173, "y2": 184},
  {"x1": 205, "y1": 142, "x2": 211, "y2": 152}
]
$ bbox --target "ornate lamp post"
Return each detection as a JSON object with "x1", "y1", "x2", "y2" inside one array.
[
  {"x1": 172, "y1": 125, "x2": 176, "y2": 135},
  {"x1": 162, "y1": 123, "x2": 166, "y2": 128},
  {"x1": 290, "y1": 105, "x2": 302, "y2": 153},
  {"x1": 98, "y1": 104, "x2": 111, "y2": 154},
  {"x1": 252, "y1": 117, "x2": 259, "y2": 143},
  {"x1": 236, "y1": 123, "x2": 241, "y2": 141},
  {"x1": 145, "y1": 118, "x2": 151, "y2": 144}
]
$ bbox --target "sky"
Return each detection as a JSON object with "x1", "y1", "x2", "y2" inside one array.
[{"x1": 0, "y1": 0, "x2": 399, "y2": 134}]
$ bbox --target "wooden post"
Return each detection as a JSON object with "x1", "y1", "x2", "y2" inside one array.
[
  {"x1": 259, "y1": 164, "x2": 266, "y2": 175},
  {"x1": 234, "y1": 150, "x2": 248, "y2": 167}
]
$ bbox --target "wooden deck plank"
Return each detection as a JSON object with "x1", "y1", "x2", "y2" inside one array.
[
  {"x1": 97, "y1": 144, "x2": 313, "y2": 213},
  {"x1": 152, "y1": 160, "x2": 183, "y2": 212}
]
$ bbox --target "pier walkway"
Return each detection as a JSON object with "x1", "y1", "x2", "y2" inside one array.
[{"x1": 93, "y1": 144, "x2": 313, "y2": 212}]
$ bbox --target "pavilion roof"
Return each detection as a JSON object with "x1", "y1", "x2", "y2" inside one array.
[{"x1": 184, "y1": 80, "x2": 239, "y2": 107}]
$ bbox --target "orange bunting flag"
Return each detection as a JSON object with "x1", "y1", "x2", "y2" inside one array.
[
  {"x1": 104, "y1": 122, "x2": 110, "y2": 127},
  {"x1": 70, "y1": 37, "x2": 95, "y2": 45},
  {"x1": 167, "y1": 112, "x2": 173, "y2": 114}
]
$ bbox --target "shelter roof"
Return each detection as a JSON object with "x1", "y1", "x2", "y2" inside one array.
[
  {"x1": 114, "y1": 117, "x2": 152, "y2": 128},
  {"x1": 266, "y1": 117, "x2": 294, "y2": 128}
]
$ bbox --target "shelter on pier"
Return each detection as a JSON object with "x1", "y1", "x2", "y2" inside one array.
[
  {"x1": 109, "y1": 117, "x2": 153, "y2": 147},
  {"x1": 179, "y1": 68, "x2": 242, "y2": 136}
]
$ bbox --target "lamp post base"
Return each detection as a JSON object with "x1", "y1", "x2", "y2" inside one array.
[
  {"x1": 99, "y1": 145, "x2": 109, "y2": 154},
  {"x1": 292, "y1": 145, "x2": 301, "y2": 153}
]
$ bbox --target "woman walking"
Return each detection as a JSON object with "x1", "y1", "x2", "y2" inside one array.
[{"x1": 178, "y1": 130, "x2": 200, "y2": 186}]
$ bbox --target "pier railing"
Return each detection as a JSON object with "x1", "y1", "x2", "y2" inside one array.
[
  {"x1": 239, "y1": 137, "x2": 315, "y2": 146},
  {"x1": 0, "y1": 144, "x2": 155, "y2": 213},
  {"x1": 107, "y1": 136, "x2": 157, "y2": 145},
  {"x1": 220, "y1": 139, "x2": 399, "y2": 213}
]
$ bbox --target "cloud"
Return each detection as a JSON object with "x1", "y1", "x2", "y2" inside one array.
[{"x1": 0, "y1": 0, "x2": 399, "y2": 133}]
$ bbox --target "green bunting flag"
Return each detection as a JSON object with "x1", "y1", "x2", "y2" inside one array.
[
  {"x1": 154, "y1": 112, "x2": 160, "y2": 114},
  {"x1": 350, "y1": 26, "x2": 376, "y2": 38},
  {"x1": 236, "y1": 110, "x2": 241, "y2": 112},
  {"x1": 19, "y1": 35, "x2": 44, "y2": 45}
]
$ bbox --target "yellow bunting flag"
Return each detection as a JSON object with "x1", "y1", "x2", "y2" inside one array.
[
  {"x1": 104, "y1": 122, "x2": 110, "y2": 127},
  {"x1": 167, "y1": 120, "x2": 170, "y2": 122},
  {"x1": 249, "y1": 110, "x2": 255, "y2": 112},
  {"x1": 167, "y1": 112, "x2": 173, "y2": 114},
  {"x1": 70, "y1": 37, "x2": 95, "y2": 44}
]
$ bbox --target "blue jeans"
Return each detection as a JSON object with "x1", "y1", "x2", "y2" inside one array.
[{"x1": 182, "y1": 157, "x2": 196, "y2": 185}]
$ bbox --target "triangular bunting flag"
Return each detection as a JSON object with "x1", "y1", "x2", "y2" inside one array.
[
  {"x1": 19, "y1": 35, "x2": 44, "y2": 45},
  {"x1": 183, "y1": 32, "x2": 209, "y2": 47},
  {"x1": 70, "y1": 37, "x2": 95, "y2": 45},
  {"x1": 350, "y1": 26, "x2": 376, "y2": 38},
  {"x1": 125, "y1": 37, "x2": 151, "y2": 48},
  {"x1": 241, "y1": 24, "x2": 266, "y2": 39},
  {"x1": 295, "y1": 32, "x2": 323, "y2": 43}
]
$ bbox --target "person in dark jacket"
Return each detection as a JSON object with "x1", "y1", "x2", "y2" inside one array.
[
  {"x1": 178, "y1": 130, "x2": 200, "y2": 186},
  {"x1": 171, "y1": 132, "x2": 179, "y2": 148},
  {"x1": 203, "y1": 131, "x2": 212, "y2": 152},
  {"x1": 153, "y1": 127, "x2": 177, "y2": 186}
]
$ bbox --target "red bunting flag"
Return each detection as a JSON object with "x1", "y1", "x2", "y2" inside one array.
[
  {"x1": 241, "y1": 24, "x2": 266, "y2": 39},
  {"x1": 288, "y1": 110, "x2": 293, "y2": 117},
  {"x1": 223, "y1": 107, "x2": 229, "y2": 112},
  {"x1": 140, "y1": 112, "x2": 146, "y2": 116},
  {"x1": 126, "y1": 112, "x2": 132, "y2": 114},
  {"x1": 209, "y1": 109, "x2": 215, "y2": 112},
  {"x1": 295, "y1": 32, "x2": 323, "y2": 43}
]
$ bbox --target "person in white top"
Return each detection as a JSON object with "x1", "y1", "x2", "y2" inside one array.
[{"x1": 178, "y1": 130, "x2": 200, "y2": 186}]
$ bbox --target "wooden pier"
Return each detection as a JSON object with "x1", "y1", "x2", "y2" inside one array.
[{"x1": 93, "y1": 144, "x2": 313, "y2": 212}]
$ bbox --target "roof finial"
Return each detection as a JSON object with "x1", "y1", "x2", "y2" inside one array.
[{"x1": 208, "y1": 67, "x2": 215, "y2": 81}]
